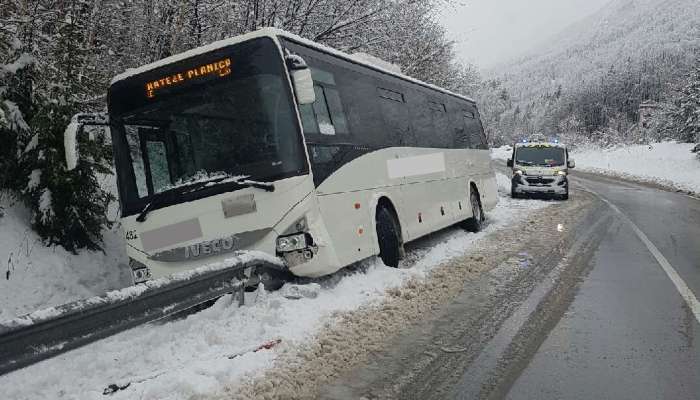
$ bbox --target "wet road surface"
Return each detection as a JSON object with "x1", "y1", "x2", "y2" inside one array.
[
  {"x1": 505, "y1": 172, "x2": 700, "y2": 399},
  {"x1": 321, "y1": 171, "x2": 700, "y2": 399}
]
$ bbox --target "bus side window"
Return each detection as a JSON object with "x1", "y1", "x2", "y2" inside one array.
[
  {"x1": 302, "y1": 67, "x2": 349, "y2": 136},
  {"x1": 378, "y1": 86, "x2": 411, "y2": 147},
  {"x1": 299, "y1": 103, "x2": 319, "y2": 134},
  {"x1": 429, "y1": 99, "x2": 450, "y2": 148},
  {"x1": 312, "y1": 85, "x2": 335, "y2": 135},
  {"x1": 463, "y1": 109, "x2": 485, "y2": 149}
]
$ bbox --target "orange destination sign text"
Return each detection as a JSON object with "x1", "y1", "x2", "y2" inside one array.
[{"x1": 145, "y1": 58, "x2": 232, "y2": 98}]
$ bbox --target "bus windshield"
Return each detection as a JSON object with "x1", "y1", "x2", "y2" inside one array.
[
  {"x1": 515, "y1": 146, "x2": 566, "y2": 167},
  {"x1": 109, "y1": 38, "x2": 307, "y2": 216}
]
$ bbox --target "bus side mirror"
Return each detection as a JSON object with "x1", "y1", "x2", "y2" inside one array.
[
  {"x1": 567, "y1": 159, "x2": 576, "y2": 169},
  {"x1": 506, "y1": 159, "x2": 513, "y2": 167},
  {"x1": 64, "y1": 113, "x2": 110, "y2": 171},
  {"x1": 285, "y1": 54, "x2": 315, "y2": 105},
  {"x1": 64, "y1": 121, "x2": 82, "y2": 171}
]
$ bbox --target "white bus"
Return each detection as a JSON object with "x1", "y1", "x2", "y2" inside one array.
[{"x1": 69, "y1": 28, "x2": 498, "y2": 285}]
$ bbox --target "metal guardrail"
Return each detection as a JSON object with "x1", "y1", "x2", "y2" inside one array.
[{"x1": 0, "y1": 258, "x2": 278, "y2": 376}]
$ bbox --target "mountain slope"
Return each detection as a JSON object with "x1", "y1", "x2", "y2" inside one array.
[{"x1": 492, "y1": 0, "x2": 700, "y2": 99}]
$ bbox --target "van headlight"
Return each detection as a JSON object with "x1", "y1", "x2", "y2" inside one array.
[
  {"x1": 514, "y1": 169, "x2": 524, "y2": 176},
  {"x1": 276, "y1": 233, "x2": 307, "y2": 252},
  {"x1": 556, "y1": 170, "x2": 567, "y2": 176}
]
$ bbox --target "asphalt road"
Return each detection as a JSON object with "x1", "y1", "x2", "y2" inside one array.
[
  {"x1": 505, "y1": 172, "x2": 700, "y2": 400},
  {"x1": 321, "y1": 171, "x2": 700, "y2": 399}
]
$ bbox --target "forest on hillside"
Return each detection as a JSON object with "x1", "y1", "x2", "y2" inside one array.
[{"x1": 476, "y1": 0, "x2": 700, "y2": 147}]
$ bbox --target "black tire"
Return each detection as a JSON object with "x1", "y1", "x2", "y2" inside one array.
[
  {"x1": 463, "y1": 188, "x2": 484, "y2": 232},
  {"x1": 376, "y1": 206, "x2": 402, "y2": 268}
]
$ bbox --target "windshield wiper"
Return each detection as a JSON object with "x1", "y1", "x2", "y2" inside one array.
[
  {"x1": 516, "y1": 160, "x2": 534, "y2": 165},
  {"x1": 135, "y1": 176, "x2": 228, "y2": 222},
  {"x1": 234, "y1": 178, "x2": 275, "y2": 192},
  {"x1": 135, "y1": 176, "x2": 275, "y2": 222}
]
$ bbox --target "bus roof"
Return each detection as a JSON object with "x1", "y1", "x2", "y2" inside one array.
[{"x1": 110, "y1": 27, "x2": 475, "y2": 104}]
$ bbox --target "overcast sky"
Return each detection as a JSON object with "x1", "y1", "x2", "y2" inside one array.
[{"x1": 439, "y1": 0, "x2": 611, "y2": 70}]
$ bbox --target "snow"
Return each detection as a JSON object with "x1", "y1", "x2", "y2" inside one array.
[
  {"x1": 491, "y1": 145, "x2": 513, "y2": 161},
  {"x1": 1, "y1": 53, "x2": 35, "y2": 74},
  {"x1": 572, "y1": 141, "x2": 700, "y2": 194},
  {"x1": 0, "y1": 197, "x2": 131, "y2": 322},
  {"x1": 23, "y1": 133, "x2": 38, "y2": 154},
  {"x1": 160, "y1": 171, "x2": 250, "y2": 192},
  {"x1": 349, "y1": 52, "x2": 402, "y2": 74},
  {"x1": 37, "y1": 189, "x2": 53, "y2": 223},
  {"x1": 1, "y1": 250, "x2": 282, "y2": 329},
  {"x1": 0, "y1": 178, "x2": 549, "y2": 400},
  {"x1": 26, "y1": 169, "x2": 41, "y2": 191},
  {"x1": 2, "y1": 100, "x2": 29, "y2": 131}
]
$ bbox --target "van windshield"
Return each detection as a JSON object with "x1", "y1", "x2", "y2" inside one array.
[{"x1": 515, "y1": 146, "x2": 566, "y2": 167}]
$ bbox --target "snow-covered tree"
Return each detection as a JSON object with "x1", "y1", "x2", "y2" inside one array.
[
  {"x1": 670, "y1": 60, "x2": 700, "y2": 143},
  {"x1": 1, "y1": 1, "x2": 115, "y2": 252}
]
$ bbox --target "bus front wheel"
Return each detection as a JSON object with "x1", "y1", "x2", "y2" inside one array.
[{"x1": 376, "y1": 206, "x2": 402, "y2": 268}]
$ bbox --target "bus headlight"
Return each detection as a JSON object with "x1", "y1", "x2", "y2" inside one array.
[
  {"x1": 129, "y1": 258, "x2": 151, "y2": 284},
  {"x1": 276, "y1": 233, "x2": 307, "y2": 253}
]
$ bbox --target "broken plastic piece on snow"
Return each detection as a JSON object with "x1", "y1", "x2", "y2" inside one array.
[
  {"x1": 103, "y1": 382, "x2": 130, "y2": 395},
  {"x1": 279, "y1": 283, "x2": 321, "y2": 300},
  {"x1": 227, "y1": 338, "x2": 282, "y2": 359},
  {"x1": 440, "y1": 346, "x2": 468, "y2": 353}
]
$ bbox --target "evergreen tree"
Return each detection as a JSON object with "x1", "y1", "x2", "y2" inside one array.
[
  {"x1": 1, "y1": 2, "x2": 114, "y2": 252},
  {"x1": 671, "y1": 60, "x2": 700, "y2": 143}
]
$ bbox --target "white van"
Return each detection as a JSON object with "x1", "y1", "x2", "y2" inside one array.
[{"x1": 507, "y1": 141, "x2": 575, "y2": 200}]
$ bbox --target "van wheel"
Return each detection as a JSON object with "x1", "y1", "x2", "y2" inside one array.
[
  {"x1": 463, "y1": 189, "x2": 484, "y2": 232},
  {"x1": 376, "y1": 206, "x2": 402, "y2": 268}
]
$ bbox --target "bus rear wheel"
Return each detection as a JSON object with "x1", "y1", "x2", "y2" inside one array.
[{"x1": 376, "y1": 206, "x2": 402, "y2": 268}]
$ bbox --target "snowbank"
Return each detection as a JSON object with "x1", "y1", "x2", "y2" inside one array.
[
  {"x1": 491, "y1": 145, "x2": 513, "y2": 161},
  {"x1": 572, "y1": 142, "x2": 700, "y2": 194},
  {"x1": 0, "y1": 177, "x2": 550, "y2": 400},
  {"x1": 0, "y1": 197, "x2": 131, "y2": 321},
  {"x1": 0, "y1": 169, "x2": 132, "y2": 321}
]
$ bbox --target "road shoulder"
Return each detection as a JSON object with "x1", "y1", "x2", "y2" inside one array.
[{"x1": 225, "y1": 191, "x2": 598, "y2": 399}]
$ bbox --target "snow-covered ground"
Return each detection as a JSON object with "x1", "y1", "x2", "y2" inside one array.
[
  {"x1": 0, "y1": 193, "x2": 131, "y2": 321},
  {"x1": 0, "y1": 174, "x2": 550, "y2": 400},
  {"x1": 572, "y1": 142, "x2": 700, "y2": 194},
  {"x1": 491, "y1": 142, "x2": 700, "y2": 195}
]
